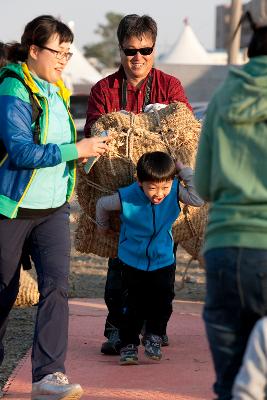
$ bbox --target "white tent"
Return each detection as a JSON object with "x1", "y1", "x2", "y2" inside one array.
[
  {"x1": 62, "y1": 43, "x2": 103, "y2": 94},
  {"x1": 160, "y1": 19, "x2": 211, "y2": 65}
]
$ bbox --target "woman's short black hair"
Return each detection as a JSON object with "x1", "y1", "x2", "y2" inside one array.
[
  {"x1": 6, "y1": 15, "x2": 74, "y2": 63},
  {"x1": 117, "y1": 14, "x2": 157, "y2": 46},
  {"x1": 248, "y1": 26, "x2": 267, "y2": 58},
  {"x1": 136, "y1": 151, "x2": 176, "y2": 183}
]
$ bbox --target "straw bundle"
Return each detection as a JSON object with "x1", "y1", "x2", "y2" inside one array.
[
  {"x1": 15, "y1": 269, "x2": 39, "y2": 307},
  {"x1": 75, "y1": 102, "x2": 207, "y2": 262}
]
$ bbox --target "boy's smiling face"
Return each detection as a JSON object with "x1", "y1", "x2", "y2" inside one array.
[{"x1": 139, "y1": 180, "x2": 173, "y2": 204}]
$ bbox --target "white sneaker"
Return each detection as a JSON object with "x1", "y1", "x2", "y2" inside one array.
[{"x1": 31, "y1": 372, "x2": 83, "y2": 400}]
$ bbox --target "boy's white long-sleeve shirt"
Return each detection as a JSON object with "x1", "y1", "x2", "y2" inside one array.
[{"x1": 96, "y1": 167, "x2": 204, "y2": 229}]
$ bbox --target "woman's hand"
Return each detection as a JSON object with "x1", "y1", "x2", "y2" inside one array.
[{"x1": 76, "y1": 136, "x2": 110, "y2": 159}]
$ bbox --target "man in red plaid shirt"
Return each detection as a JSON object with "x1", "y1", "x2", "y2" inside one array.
[{"x1": 84, "y1": 14, "x2": 192, "y2": 355}]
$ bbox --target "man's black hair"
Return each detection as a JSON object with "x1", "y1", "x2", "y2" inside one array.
[{"x1": 117, "y1": 14, "x2": 157, "y2": 47}]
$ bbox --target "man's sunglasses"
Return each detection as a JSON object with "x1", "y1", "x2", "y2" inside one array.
[{"x1": 121, "y1": 46, "x2": 154, "y2": 57}]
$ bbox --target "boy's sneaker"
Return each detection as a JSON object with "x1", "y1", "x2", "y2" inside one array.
[
  {"x1": 119, "y1": 344, "x2": 138, "y2": 365},
  {"x1": 144, "y1": 334, "x2": 162, "y2": 361},
  {"x1": 161, "y1": 333, "x2": 169, "y2": 347},
  {"x1": 31, "y1": 372, "x2": 83, "y2": 399},
  {"x1": 101, "y1": 327, "x2": 122, "y2": 355},
  {"x1": 141, "y1": 333, "x2": 169, "y2": 347}
]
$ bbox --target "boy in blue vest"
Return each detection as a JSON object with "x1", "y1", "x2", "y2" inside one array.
[{"x1": 96, "y1": 151, "x2": 204, "y2": 365}]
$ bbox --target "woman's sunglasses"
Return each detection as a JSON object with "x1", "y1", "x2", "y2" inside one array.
[{"x1": 121, "y1": 46, "x2": 154, "y2": 57}]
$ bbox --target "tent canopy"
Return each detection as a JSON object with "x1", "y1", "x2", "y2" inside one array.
[
  {"x1": 161, "y1": 19, "x2": 211, "y2": 65},
  {"x1": 62, "y1": 43, "x2": 103, "y2": 94}
]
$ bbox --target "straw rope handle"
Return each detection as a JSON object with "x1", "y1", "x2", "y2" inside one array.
[
  {"x1": 182, "y1": 205, "x2": 202, "y2": 260},
  {"x1": 124, "y1": 113, "x2": 136, "y2": 181},
  {"x1": 152, "y1": 109, "x2": 177, "y2": 162}
]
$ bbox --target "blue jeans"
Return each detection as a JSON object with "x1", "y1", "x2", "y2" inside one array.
[{"x1": 203, "y1": 247, "x2": 267, "y2": 400}]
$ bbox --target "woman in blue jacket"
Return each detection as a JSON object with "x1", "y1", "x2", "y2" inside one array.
[{"x1": 0, "y1": 15, "x2": 109, "y2": 400}]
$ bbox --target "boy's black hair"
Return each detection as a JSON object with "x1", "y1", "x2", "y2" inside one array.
[{"x1": 136, "y1": 151, "x2": 176, "y2": 183}]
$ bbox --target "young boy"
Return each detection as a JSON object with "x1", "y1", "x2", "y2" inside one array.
[{"x1": 96, "y1": 151, "x2": 204, "y2": 365}]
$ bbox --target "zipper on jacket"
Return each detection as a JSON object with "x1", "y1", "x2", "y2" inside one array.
[
  {"x1": 11, "y1": 97, "x2": 49, "y2": 218},
  {"x1": 146, "y1": 203, "x2": 156, "y2": 271},
  {"x1": 66, "y1": 105, "x2": 77, "y2": 201},
  {"x1": 0, "y1": 154, "x2": 8, "y2": 167}
]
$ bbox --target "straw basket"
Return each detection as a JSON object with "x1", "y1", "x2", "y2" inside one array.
[
  {"x1": 75, "y1": 102, "x2": 207, "y2": 262},
  {"x1": 15, "y1": 269, "x2": 39, "y2": 307}
]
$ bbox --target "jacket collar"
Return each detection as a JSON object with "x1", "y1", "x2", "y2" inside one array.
[{"x1": 21, "y1": 63, "x2": 71, "y2": 101}]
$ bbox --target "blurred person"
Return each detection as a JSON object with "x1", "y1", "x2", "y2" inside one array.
[
  {"x1": 84, "y1": 13, "x2": 192, "y2": 356},
  {"x1": 0, "y1": 15, "x2": 109, "y2": 400},
  {"x1": 195, "y1": 12, "x2": 267, "y2": 400},
  {"x1": 232, "y1": 317, "x2": 267, "y2": 400}
]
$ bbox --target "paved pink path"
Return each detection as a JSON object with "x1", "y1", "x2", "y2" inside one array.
[{"x1": 3, "y1": 299, "x2": 214, "y2": 399}]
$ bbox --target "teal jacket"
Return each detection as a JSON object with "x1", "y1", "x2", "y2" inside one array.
[
  {"x1": 118, "y1": 179, "x2": 180, "y2": 271},
  {"x1": 0, "y1": 63, "x2": 77, "y2": 218},
  {"x1": 195, "y1": 56, "x2": 267, "y2": 252}
]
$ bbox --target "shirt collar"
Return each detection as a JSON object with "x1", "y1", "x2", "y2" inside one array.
[
  {"x1": 111, "y1": 65, "x2": 153, "y2": 90},
  {"x1": 30, "y1": 73, "x2": 59, "y2": 97}
]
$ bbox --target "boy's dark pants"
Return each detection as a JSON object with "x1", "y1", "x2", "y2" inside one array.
[
  {"x1": 119, "y1": 262, "x2": 175, "y2": 346},
  {"x1": 0, "y1": 204, "x2": 70, "y2": 382},
  {"x1": 103, "y1": 257, "x2": 125, "y2": 335},
  {"x1": 204, "y1": 247, "x2": 267, "y2": 400},
  {"x1": 104, "y1": 243, "x2": 177, "y2": 337}
]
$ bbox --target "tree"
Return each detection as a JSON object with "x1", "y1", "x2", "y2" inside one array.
[{"x1": 83, "y1": 12, "x2": 124, "y2": 68}]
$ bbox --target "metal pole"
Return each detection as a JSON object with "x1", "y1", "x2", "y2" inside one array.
[{"x1": 228, "y1": 0, "x2": 242, "y2": 64}]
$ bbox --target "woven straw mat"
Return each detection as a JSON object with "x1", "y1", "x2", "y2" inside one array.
[{"x1": 75, "y1": 102, "x2": 208, "y2": 262}]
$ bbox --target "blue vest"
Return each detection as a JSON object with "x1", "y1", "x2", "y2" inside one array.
[{"x1": 118, "y1": 179, "x2": 180, "y2": 271}]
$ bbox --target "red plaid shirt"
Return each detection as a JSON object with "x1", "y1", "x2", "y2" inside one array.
[{"x1": 84, "y1": 66, "x2": 192, "y2": 137}]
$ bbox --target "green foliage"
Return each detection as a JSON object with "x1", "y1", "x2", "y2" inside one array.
[{"x1": 83, "y1": 12, "x2": 124, "y2": 68}]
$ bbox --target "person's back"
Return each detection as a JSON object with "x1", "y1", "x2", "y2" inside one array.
[
  {"x1": 195, "y1": 57, "x2": 267, "y2": 253},
  {"x1": 194, "y1": 12, "x2": 267, "y2": 400}
]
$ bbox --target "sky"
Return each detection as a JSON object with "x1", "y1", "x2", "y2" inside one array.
[{"x1": 1, "y1": 0, "x2": 231, "y2": 55}]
